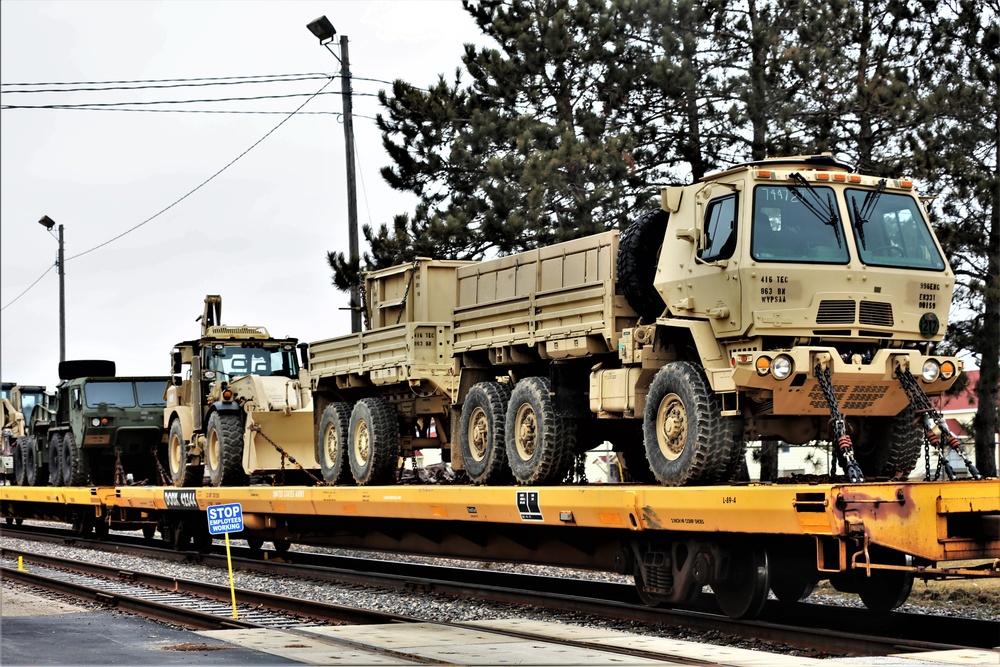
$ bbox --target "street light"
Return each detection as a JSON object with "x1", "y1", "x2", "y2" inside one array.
[
  {"x1": 38, "y1": 215, "x2": 66, "y2": 363},
  {"x1": 306, "y1": 15, "x2": 362, "y2": 334}
]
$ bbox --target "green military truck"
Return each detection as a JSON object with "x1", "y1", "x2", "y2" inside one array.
[
  {"x1": 309, "y1": 155, "x2": 965, "y2": 487},
  {"x1": 164, "y1": 295, "x2": 315, "y2": 487},
  {"x1": 13, "y1": 361, "x2": 169, "y2": 486}
]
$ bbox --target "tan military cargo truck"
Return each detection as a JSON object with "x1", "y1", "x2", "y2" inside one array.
[
  {"x1": 164, "y1": 295, "x2": 315, "y2": 487},
  {"x1": 310, "y1": 155, "x2": 964, "y2": 487}
]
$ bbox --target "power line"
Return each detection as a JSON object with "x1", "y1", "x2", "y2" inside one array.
[
  {"x1": 0, "y1": 75, "x2": 330, "y2": 94},
  {"x1": 1, "y1": 72, "x2": 399, "y2": 89},
  {"x1": 37, "y1": 106, "x2": 381, "y2": 120},
  {"x1": 1, "y1": 89, "x2": 383, "y2": 110},
  {"x1": 0, "y1": 265, "x2": 53, "y2": 312}
]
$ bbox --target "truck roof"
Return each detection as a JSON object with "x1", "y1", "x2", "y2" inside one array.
[{"x1": 702, "y1": 154, "x2": 855, "y2": 181}]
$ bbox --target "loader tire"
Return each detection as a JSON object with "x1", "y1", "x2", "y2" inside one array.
[
  {"x1": 48, "y1": 433, "x2": 63, "y2": 486},
  {"x1": 206, "y1": 412, "x2": 246, "y2": 487},
  {"x1": 460, "y1": 382, "x2": 513, "y2": 485},
  {"x1": 13, "y1": 437, "x2": 28, "y2": 486},
  {"x1": 168, "y1": 418, "x2": 203, "y2": 487},
  {"x1": 61, "y1": 432, "x2": 89, "y2": 486},
  {"x1": 318, "y1": 402, "x2": 353, "y2": 485},
  {"x1": 348, "y1": 398, "x2": 400, "y2": 486},
  {"x1": 643, "y1": 362, "x2": 736, "y2": 486},
  {"x1": 618, "y1": 209, "x2": 669, "y2": 322},
  {"x1": 505, "y1": 376, "x2": 575, "y2": 485}
]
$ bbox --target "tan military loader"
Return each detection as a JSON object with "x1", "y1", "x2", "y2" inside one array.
[
  {"x1": 164, "y1": 295, "x2": 316, "y2": 487},
  {"x1": 310, "y1": 155, "x2": 971, "y2": 487}
]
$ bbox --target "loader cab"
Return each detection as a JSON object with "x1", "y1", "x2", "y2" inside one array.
[{"x1": 203, "y1": 341, "x2": 300, "y2": 380}]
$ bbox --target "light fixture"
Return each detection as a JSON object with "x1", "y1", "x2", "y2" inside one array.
[{"x1": 306, "y1": 16, "x2": 337, "y2": 44}]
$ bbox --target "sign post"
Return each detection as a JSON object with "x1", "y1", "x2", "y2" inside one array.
[{"x1": 207, "y1": 502, "x2": 244, "y2": 619}]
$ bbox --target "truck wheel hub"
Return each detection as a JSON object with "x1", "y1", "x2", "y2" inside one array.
[{"x1": 656, "y1": 394, "x2": 687, "y2": 461}]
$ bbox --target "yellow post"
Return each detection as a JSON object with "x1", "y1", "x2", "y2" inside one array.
[
  {"x1": 17, "y1": 555, "x2": 25, "y2": 571},
  {"x1": 225, "y1": 532, "x2": 238, "y2": 619}
]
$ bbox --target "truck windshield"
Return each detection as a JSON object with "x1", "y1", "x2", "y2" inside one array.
[
  {"x1": 206, "y1": 345, "x2": 299, "y2": 379},
  {"x1": 845, "y1": 189, "x2": 946, "y2": 270},
  {"x1": 85, "y1": 382, "x2": 138, "y2": 408},
  {"x1": 135, "y1": 381, "x2": 167, "y2": 407},
  {"x1": 751, "y1": 185, "x2": 849, "y2": 263},
  {"x1": 19, "y1": 391, "x2": 47, "y2": 415}
]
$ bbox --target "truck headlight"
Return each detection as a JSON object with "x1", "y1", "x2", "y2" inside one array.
[
  {"x1": 922, "y1": 359, "x2": 941, "y2": 382},
  {"x1": 91, "y1": 418, "x2": 100, "y2": 427},
  {"x1": 772, "y1": 355, "x2": 794, "y2": 380}
]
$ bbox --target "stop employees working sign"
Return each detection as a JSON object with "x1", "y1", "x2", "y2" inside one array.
[{"x1": 207, "y1": 502, "x2": 244, "y2": 535}]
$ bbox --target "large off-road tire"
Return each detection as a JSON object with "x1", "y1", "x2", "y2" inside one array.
[
  {"x1": 61, "y1": 432, "x2": 89, "y2": 486},
  {"x1": 720, "y1": 439, "x2": 749, "y2": 483},
  {"x1": 643, "y1": 362, "x2": 736, "y2": 486},
  {"x1": 47, "y1": 433, "x2": 63, "y2": 486},
  {"x1": 617, "y1": 209, "x2": 669, "y2": 322},
  {"x1": 854, "y1": 406, "x2": 922, "y2": 480},
  {"x1": 23, "y1": 439, "x2": 45, "y2": 487},
  {"x1": 505, "y1": 377, "x2": 576, "y2": 485},
  {"x1": 205, "y1": 412, "x2": 246, "y2": 487},
  {"x1": 12, "y1": 437, "x2": 28, "y2": 486},
  {"x1": 348, "y1": 398, "x2": 400, "y2": 486},
  {"x1": 460, "y1": 382, "x2": 513, "y2": 485},
  {"x1": 317, "y1": 403, "x2": 353, "y2": 485},
  {"x1": 168, "y1": 418, "x2": 202, "y2": 487}
]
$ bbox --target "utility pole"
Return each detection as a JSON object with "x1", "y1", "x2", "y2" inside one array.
[
  {"x1": 339, "y1": 35, "x2": 362, "y2": 334},
  {"x1": 38, "y1": 215, "x2": 66, "y2": 362},
  {"x1": 307, "y1": 16, "x2": 362, "y2": 333}
]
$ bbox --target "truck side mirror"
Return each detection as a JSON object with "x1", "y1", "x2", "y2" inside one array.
[
  {"x1": 171, "y1": 350, "x2": 183, "y2": 375},
  {"x1": 297, "y1": 342, "x2": 310, "y2": 371}
]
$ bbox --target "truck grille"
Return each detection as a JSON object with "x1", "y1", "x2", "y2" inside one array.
[
  {"x1": 859, "y1": 301, "x2": 893, "y2": 326},
  {"x1": 816, "y1": 300, "x2": 856, "y2": 324}
]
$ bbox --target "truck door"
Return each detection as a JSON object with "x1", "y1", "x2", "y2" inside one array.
[{"x1": 683, "y1": 189, "x2": 744, "y2": 335}]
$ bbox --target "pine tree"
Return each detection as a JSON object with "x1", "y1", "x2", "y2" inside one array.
[{"x1": 908, "y1": 0, "x2": 999, "y2": 475}]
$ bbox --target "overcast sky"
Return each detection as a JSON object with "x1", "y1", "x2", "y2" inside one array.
[{"x1": 1, "y1": 1, "x2": 488, "y2": 389}]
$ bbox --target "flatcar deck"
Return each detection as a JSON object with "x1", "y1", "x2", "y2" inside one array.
[{"x1": 3, "y1": 479, "x2": 997, "y2": 564}]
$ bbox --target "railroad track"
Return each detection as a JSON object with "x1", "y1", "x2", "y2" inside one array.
[
  {"x1": 3, "y1": 524, "x2": 997, "y2": 657},
  {"x1": 2, "y1": 548, "x2": 729, "y2": 666}
]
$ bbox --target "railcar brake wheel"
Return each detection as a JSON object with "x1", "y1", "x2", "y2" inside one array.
[
  {"x1": 711, "y1": 546, "x2": 770, "y2": 619},
  {"x1": 459, "y1": 382, "x2": 512, "y2": 485}
]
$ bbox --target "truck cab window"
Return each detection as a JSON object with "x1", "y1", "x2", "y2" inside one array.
[{"x1": 700, "y1": 195, "x2": 738, "y2": 262}]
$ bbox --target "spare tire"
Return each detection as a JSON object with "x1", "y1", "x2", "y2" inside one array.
[{"x1": 618, "y1": 209, "x2": 669, "y2": 322}]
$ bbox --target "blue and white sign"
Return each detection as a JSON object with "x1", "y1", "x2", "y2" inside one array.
[{"x1": 207, "y1": 502, "x2": 244, "y2": 535}]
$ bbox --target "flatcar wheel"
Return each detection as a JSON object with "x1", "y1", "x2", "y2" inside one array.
[
  {"x1": 633, "y1": 564, "x2": 665, "y2": 608},
  {"x1": 272, "y1": 539, "x2": 291, "y2": 556},
  {"x1": 712, "y1": 547, "x2": 770, "y2": 619},
  {"x1": 246, "y1": 537, "x2": 264, "y2": 551},
  {"x1": 142, "y1": 524, "x2": 157, "y2": 540},
  {"x1": 858, "y1": 547, "x2": 914, "y2": 613},
  {"x1": 769, "y1": 568, "x2": 817, "y2": 603},
  {"x1": 70, "y1": 511, "x2": 93, "y2": 537}
]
